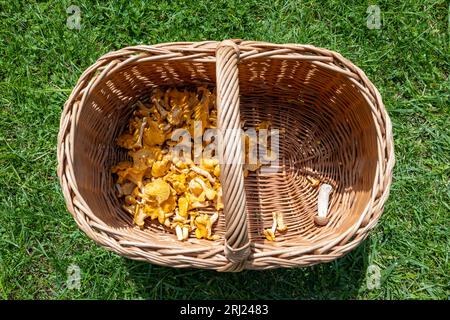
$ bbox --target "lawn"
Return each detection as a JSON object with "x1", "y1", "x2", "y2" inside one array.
[{"x1": 0, "y1": 0, "x2": 449, "y2": 299}]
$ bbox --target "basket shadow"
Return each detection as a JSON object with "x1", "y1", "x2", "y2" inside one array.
[{"x1": 124, "y1": 238, "x2": 371, "y2": 299}]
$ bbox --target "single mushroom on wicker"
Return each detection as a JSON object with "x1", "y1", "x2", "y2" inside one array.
[
  {"x1": 306, "y1": 175, "x2": 320, "y2": 188},
  {"x1": 314, "y1": 183, "x2": 333, "y2": 226}
]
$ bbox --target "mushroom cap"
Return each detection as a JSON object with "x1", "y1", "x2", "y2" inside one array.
[{"x1": 314, "y1": 216, "x2": 329, "y2": 226}]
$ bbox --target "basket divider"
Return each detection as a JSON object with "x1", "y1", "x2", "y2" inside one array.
[{"x1": 215, "y1": 40, "x2": 251, "y2": 271}]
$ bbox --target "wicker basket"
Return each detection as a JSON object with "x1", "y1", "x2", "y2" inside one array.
[{"x1": 57, "y1": 40, "x2": 394, "y2": 271}]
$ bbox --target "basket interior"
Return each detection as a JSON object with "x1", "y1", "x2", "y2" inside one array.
[{"x1": 71, "y1": 58, "x2": 377, "y2": 250}]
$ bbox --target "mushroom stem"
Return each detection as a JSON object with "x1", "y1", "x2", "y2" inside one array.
[
  {"x1": 175, "y1": 225, "x2": 184, "y2": 241},
  {"x1": 276, "y1": 212, "x2": 287, "y2": 232},
  {"x1": 134, "y1": 117, "x2": 147, "y2": 149},
  {"x1": 210, "y1": 212, "x2": 219, "y2": 225},
  {"x1": 315, "y1": 183, "x2": 333, "y2": 226},
  {"x1": 318, "y1": 184, "x2": 332, "y2": 217},
  {"x1": 152, "y1": 97, "x2": 168, "y2": 119},
  {"x1": 190, "y1": 166, "x2": 216, "y2": 184},
  {"x1": 271, "y1": 212, "x2": 278, "y2": 234},
  {"x1": 182, "y1": 226, "x2": 189, "y2": 240}
]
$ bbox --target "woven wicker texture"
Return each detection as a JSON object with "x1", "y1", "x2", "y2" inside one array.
[{"x1": 57, "y1": 40, "x2": 394, "y2": 271}]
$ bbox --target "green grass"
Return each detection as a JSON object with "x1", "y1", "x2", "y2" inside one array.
[{"x1": 0, "y1": 0, "x2": 449, "y2": 299}]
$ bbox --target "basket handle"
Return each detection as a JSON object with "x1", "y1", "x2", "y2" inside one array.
[{"x1": 215, "y1": 40, "x2": 251, "y2": 271}]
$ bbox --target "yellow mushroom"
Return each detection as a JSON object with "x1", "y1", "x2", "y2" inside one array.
[
  {"x1": 112, "y1": 87, "x2": 227, "y2": 241},
  {"x1": 164, "y1": 172, "x2": 187, "y2": 194},
  {"x1": 263, "y1": 229, "x2": 276, "y2": 241},
  {"x1": 111, "y1": 161, "x2": 133, "y2": 173},
  {"x1": 160, "y1": 193, "x2": 177, "y2": 213},
  {"x1": 129, "y1": 147, "x2": 160, "y2": 170},
  {"x1": 178, "y1": 196, "x2": 189, "y2": 218},
  {"x1": 143, "y1": 120, "x2": 165, "y2": 146},
  {"x1": 214, "y1": 186, "x2": 224, "y2": 211},
  {"x1": 263, "y1": 212, "x2": 279, "y2": 241},
  {"x1": 116, "y1": 167, "x2": 145, "y2": 188},
  {"x1": 192, "y1": 177, "x2": 216, "y2": 201},
  {"x1": 143, "y1": 204, "x2": 159, "y2": 220},
  {"x1": 116, "y1": 133, "x2": 136, "y2": 150},
  {"x1": 194, "y1": 214, "x2": 210, "y2": 239},
  {"x1": 151, "y1": 159, "x2": 170, "y2": 177},
  {"x1": 189, "y1": 178, "x2": 203, "y2": 197},
  {"x1": 124, "y1": 195, "x2": 136, "y2": 205},
  {"x1": 307, "y1": 175, "x2": 320, "y2": 187},
  {"x1": 133, "y1": 205, "x2": 147, "y2": 227},
  {"x1": 213, "y1": 164, "x2": 220, "y2": 178},
  {"x1": 194, "y1": 212, "x2": 219, "y2": 240},
  {"x1": 143, "y1": 179, "x2": 171, "y2": 204}
]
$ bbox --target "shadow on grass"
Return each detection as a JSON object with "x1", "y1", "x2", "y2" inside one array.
[{"x1": 124, "y1": 239, "x2": 371, "y2": 299}]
